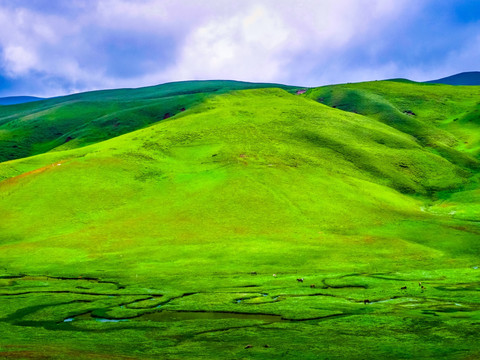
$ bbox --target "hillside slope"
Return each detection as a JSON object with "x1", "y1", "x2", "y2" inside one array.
[
  {"x1": 0, "y1": 80, "x2": 296, "y2": 162},
  {"x1": 0, "y1": 87, "x2": 477, "y2": 276},
  {"x1": 305, "y1": 80, "x2": 480, "y2": 167},
  {"x1": 1, "y1": 83, "x2": 479, "y2": 359}
]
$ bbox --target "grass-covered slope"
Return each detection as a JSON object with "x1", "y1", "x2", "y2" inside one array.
[
  {"x1": 0, "y1": 87, "x2": 473, "y2": 273},
  {"x1": 305, "y1": 80, "x2": 480, "y2": 167},
  {"x1": 0, "y1": 80, "x2": 296, "y2": 162},
  {"x1": 0, "y1": 84, "x2": 479, "y2": 359}
]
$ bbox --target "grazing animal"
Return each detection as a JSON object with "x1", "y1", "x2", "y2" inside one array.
[
  {"x1": 421, "y1": 285, "x2": 426, "y2": 291},
  {"x1": 297, "y1": 278, "x2": 304, "y2": 283},
  {"x1": 245, "y1": 345, "x2": 253, "y2": 349},
  {"x1": 273, "y1": 274, "x2": 277, "y2": 278},
  {"x1": 264, "y1": 344, "x2": 270, "y2": 348},
  {"x1": 310, "y1": 284, "x2": 316, "y2": 288},
  {"x1": 250, "y1": 271, "x2": 257, "y2": 275},
  {"x1": 401, "y1": 286, "x2": 407, "y2": 290},
  {"x1": 418, "y1": 282, "x2": 422, "y2": 287},
  {"x1": 364, "y1": 299, "x2": 370, "y2": 304}
]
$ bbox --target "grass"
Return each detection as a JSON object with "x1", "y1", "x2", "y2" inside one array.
[
  {"x1": 0, "y1": 80, "x2": 297, "y2": 162},
  {"x1": 305, "y1": 80, "x2": 480, "y2": 166},
  {"x1": 0, "y1": 82, "x2": 479, "y2": 359}
]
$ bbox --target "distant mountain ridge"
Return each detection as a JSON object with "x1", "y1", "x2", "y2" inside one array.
[
  {"x1": 426, "y1": 71, "x2": 480, "y2": 85},
  {"x1": 0, "y1": 96, "x2": 44, "y2": 105}
]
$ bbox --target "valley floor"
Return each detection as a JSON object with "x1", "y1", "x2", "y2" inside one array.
[{"x1": 1, "y1": 263, "x2": 479, "y2": 359}]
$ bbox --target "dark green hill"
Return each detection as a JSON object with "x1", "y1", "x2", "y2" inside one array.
[
  {"x1": 0, "y1": 96, "x2": 44, "y2": 105},
  {"x1": 426, "y1": 71, "x2": 480, "y2": 85}
]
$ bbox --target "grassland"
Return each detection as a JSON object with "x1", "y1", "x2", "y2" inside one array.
[
  {"x1": 0, "y1": 80, "x2": 296, "y2": 162},
  {"x1": 0, "y1": 80, "x2": 479, "y2": 359}
]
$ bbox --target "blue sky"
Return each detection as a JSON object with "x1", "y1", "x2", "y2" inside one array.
[{"x1": 0, "y1": 0, "x2": 479, "y2": 97}]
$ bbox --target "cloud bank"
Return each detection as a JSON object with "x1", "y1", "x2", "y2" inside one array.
[{"x1": 0, "y1": 0, "x2": 479, "y2": 96}]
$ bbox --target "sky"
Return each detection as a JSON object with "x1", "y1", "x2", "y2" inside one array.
[{"x1": 0, "y1": 0, "x2": 479, "y2": 97}]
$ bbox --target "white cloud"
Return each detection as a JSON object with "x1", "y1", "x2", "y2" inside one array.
[
  {"x1": 165, "y1": 0, "x2": 418, "y2": 84},
  {"x1": 0, "y1": 0, "x2": 472, "y2": 96},
  {"x1": 0, "y1": 6, "x2": 68, "y2": 77},
  {"x1": 165, "y1": 4, "x2": 297, "y2": 82},
  {"x1": 3, "y1": 45, "x2": 38, "y2": 76}
]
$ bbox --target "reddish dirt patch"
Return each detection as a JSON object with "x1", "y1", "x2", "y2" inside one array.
[
  {"x1": 0, "y1": 162, "x2": 65, "y2": 188},
  {"x1": 0, "y1": 350, "x2": 51, "y2": 359},
  {"x1": 363, "y1": 236, "x2": 376, "y2": 244},
  {"x1": 438, "y1": 203, "x2": 452, "y2": 208}
]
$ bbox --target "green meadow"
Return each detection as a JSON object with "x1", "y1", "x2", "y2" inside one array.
[{"x1": 0, "y1": 80, "x2": 479, "y2": 359}]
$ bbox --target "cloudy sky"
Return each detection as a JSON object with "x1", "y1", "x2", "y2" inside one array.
[{"x1": 0, "y1": 0, "x2": 479, "y2": 97}]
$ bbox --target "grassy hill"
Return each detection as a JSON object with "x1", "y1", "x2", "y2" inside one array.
[
  {"x1": 0, "y1": 80, "x2": 296, "y2": 162},
  {"x1": 305, "y1": 80, "x2": 480, "y2": 168},
  {"x1": 0, "y1": 81, "x2": 479, "y2": 359}
]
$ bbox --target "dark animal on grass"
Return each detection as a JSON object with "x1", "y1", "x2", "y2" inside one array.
[
  {"x1": 310, "y1": 284, "x2": 316, "y2": 288},
  {"x1": 401, "y1": 286, "x2": 407, "y2": 290},
  {"x1": 297, "y1": 278, "x2": 304, "y2": 282},
  {"x1": 250, "y1": 271, "x2": 257, "y2": 275},
  {"x1": 364, "y1": 299, "x2": 370, "y2": 304},
  {"x1": 245, "y1": 345, "x2": 253, "y2": 349}
]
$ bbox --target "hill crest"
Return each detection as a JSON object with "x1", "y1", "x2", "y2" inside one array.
[
  {"x1": 0, "y1": 96, "x2": 44, "y2": 105},
  {"x1": 426, "y1": 71, "x2": 480, "y2": 85}
]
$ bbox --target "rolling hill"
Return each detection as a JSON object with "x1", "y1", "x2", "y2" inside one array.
[
  {"x1": 0, "y1": 96, "x2": 44, "y2": 105},
  {"x1": 0, "y1": 80, "x2": 297, "y2": 162},
  {"x1": 0, "y1": 80, "x2": 479, "y2": 359},
  {"x1": 426, "y1": 71, "x2": 480, "y2": 85}
]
